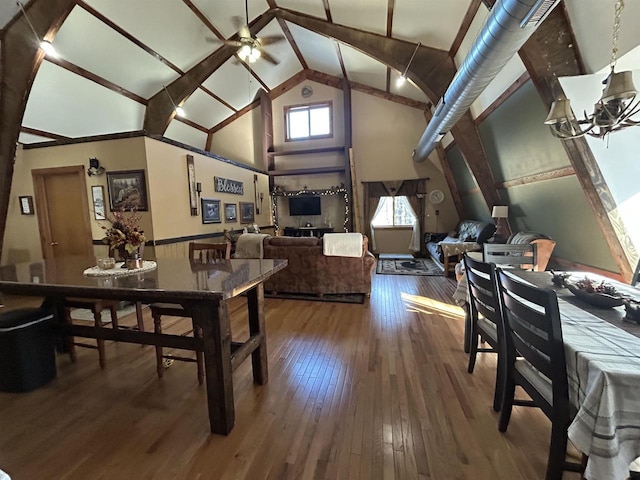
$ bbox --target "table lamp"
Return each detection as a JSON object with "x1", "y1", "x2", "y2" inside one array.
[{"x1": 491, "y1": 205, "x2": 509, "y2": 240}]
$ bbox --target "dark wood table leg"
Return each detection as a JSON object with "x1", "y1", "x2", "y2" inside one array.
[
  {"x1": 246, "y1": 284, "x2": 268, "y2": 385},
  {"x1": 188, "y1": 299, "x2": 234, "y2": 435}
]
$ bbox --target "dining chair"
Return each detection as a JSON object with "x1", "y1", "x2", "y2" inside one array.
[
  {"x1": 63, "y1": 297, "x2": 120, "y2": 369},
  {"x1": 483, "y1": 243, "x2": 538, "y2": 271},
  {"x1": 150, "y1": 241, "x2": 231, "y2": 384},
  {"x1": 496, "y1": 268, "x2": 584, "y2": 480},
  {"x1": 463, "y1": 253, "x2": 504, "y2": 412}
]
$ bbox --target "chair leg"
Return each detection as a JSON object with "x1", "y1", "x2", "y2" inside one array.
[
  {"x1": 545, "y1": 420, "x2": 569, "y2": 480},
  {"x1": 153, "y1": 314, "x2": 164, "y2": 379},
  {"x1": 64, "y1": 308, "x2": 77, "y2": 363},
  {"x1": 93, "y1": 308, "x2": 106, "y2": 369},
  {"x1": 109, "y1": 305, "x2": 119, "y2": 332},
  {"x1": 498, "y1": 376, "x2": 516, "y2": 432},
  {"x1": 467, "y1": 324, "x2": 478, "y2": 374},
  {"x1": 492, "y1": 350, "x2": 503, "y2": 412},
  {"x1": 194, "y1": 323, "x2": 204, "y2": 385}
]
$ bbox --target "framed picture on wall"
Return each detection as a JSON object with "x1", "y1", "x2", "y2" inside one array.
[
  {"x1": 107, "y1": 170, "x2": 148, "y2": 211},
  {"x1": 91, "y1": 186, "x2": 106, "y2": 220},
  {"x1": 224, "y1": 203, "x2": 237, "y2": 222},
  {"x1": 201, "y1": 198, "x2": 221, "y2": 224},
  {"x1": 240, "y1": 202, "x2": 254, "y2": 223}
]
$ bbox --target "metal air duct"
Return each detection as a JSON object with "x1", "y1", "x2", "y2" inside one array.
[{"x1": 412, "y1": 0, "x2": 561, "y2": 162}]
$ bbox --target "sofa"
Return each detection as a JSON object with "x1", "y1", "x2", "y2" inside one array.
[
  {"x1": 425, "y1": 220, "x2": 496, "y2": 276},
  {"x1": 262, "y1": 235, "x2": 376, "y2": 295}
]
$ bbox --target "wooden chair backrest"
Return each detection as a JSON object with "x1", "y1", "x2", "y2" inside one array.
[
  {"x1": 496, "y1": 269, "x2": 568, "y2": 417},
  {"x1": 483, "y1": 243, "x2": 538, "y2": 271},
  {"x1": 463, "y1": 253, "x2": 501, "y2": 332},
  {"x1": 632, "y1": 260, "x2": 640, "y2": 288},
  {"x1": 189, "y1": 242, "x2": 231, "y2": 263}
]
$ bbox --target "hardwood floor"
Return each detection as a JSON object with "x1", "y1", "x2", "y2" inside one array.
[{"x1": 0, "y1": 273, "x2": 582, "y2": 479}]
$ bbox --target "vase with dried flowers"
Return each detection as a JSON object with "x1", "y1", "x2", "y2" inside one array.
[{"x1": 101, "y1": 207, "x2": 146, "y2": 269}]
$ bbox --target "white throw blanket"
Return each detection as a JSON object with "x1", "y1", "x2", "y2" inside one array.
[
  {"x1": 234, "y1": 233, "x2": 269, "y2": 258},
  {"x1": 323, "y1": 233, "x2": 363, "y2": 257}
]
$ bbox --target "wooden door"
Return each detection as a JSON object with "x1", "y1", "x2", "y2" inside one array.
[{"x1": 32, "y1": 166, "x2": 94, "y2": 260}]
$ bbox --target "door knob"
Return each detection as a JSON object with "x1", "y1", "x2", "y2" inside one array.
[{"x1": 50, "y1": 242, "x2": 59, "y2": 246}]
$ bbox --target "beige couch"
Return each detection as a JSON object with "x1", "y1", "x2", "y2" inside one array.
[{"x1": 262, "y1": 236, "x2": 376, "y2": 295}]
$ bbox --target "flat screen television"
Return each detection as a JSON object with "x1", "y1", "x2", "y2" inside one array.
[{"x1": 289, "y1": 196, "x2": 321, "y2": 216}]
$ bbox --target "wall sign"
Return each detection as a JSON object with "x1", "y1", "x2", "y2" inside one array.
[{"x1": 214, "y1": 176, "x2": 244, "y2": 195}]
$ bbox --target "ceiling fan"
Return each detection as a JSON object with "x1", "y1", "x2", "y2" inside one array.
[{"x1": 209, "y1": 0, "x2": 285, "y2": 65}]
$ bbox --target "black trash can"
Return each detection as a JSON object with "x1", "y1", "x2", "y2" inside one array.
[{"x1": 0, "y1": 308, "x2": 56, "y2": 392}]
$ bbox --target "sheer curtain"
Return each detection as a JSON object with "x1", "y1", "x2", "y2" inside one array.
[
  {"x1": 369, "y1": 199, "x2": 386, "y2": 251},
  {"x1": 398, "y1": 180, "x2": 426, "y2": 255},
  {"x1": 363, "y1": 182, "x2": 388, "y2": 252}
]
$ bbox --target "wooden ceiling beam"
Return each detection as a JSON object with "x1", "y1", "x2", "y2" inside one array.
[
  {"x1": 143, "y1": 11, "x2": 275, "y2": 135},
  {"x1": 518, "y1": 6, "x2": 633, "y2": 280},
  {"x1": 0, "y1": 0, "x2": 76, "y2": 256},
  {"x1": 266, "y1": 0, "x2": 308, "y2": 71},
  {"x1": 21, "y1": 126, "x2": 71, "y2": 141},
  {"x1": 449, "y1": 0, "x2": 482, "y2": 58},
  {"x1": 274, "y1": 8, "x2": 452, "y2": 104},
  {"x1": 334, "y1": 42, "x2": 348, "y2": 80}
]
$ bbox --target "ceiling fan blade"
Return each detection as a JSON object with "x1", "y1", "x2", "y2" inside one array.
[
  {"x1": 260, "y1": 50, "x2": 280, "y2": 66},
  {"x1": 206, "y1": 37, "x2": 243, "y2": 48},
  {"x1": 257, "y1": 35, "x2": 286, "y2": 46}
]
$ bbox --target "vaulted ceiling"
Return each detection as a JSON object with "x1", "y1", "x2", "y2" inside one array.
[{"x1": 1, "y1": 0, "x2": 638, "y2": 152}]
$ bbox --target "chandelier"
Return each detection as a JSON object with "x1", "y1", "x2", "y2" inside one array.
[{"x1": 544, "y1": 0, "x2": 639, "y2": 140}]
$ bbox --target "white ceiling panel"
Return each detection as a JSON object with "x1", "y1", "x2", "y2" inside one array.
[
  {"x1": 286, "y1": 22, "x2": 343, "y2": 77},
  {"x1": 454, "y1": 4, "x2": 489, "y2": 68},
  {"x1": 393, "y1": 0, "x2": 472, "y2": 51},
  {"x1": 18, "y1": 132, "x2": 54, "y2": 145},
  {"x1": 564, "y1": 0, "x2": 640, "y2": 74},
  {"x1": 201, "y1": 59, "x2": 261, "y2": 110},
  {"x1": 23, "y1": 61, "x2": 145, "y2": 137},
  {"x1": 183, "y1": 89, "x2": 234, "y2": 129},
  {"x1": 0, "y1": 0, "x2": 26, "y2": 28},
  {"x1": 330, "y1": 0, "x2": 386, "y2": 36},
  {"x1": 164, "y1": 120, "x2": 207, "y2": 151},
  {"x1": 469, "y1": 55, "x2": 527, "y2": 119},
  {"x1": 339, "y1": 44, "x2": 387, "y2": 91},
  {"x1": 53, "y1": 7, "x2": 179, "y2": 99},
  {"x1": 191, "y1": 0, "x2": 269, "y2": 39},
  {"x1": 249, "y1": 20, "x2": 303, "y2": 88},
  {"x1": 277, "y1": 0, "x2": 327, "y2": 19},
  {"x1": 389, "y1": 71, "x2": 430, "y2": 104},
  {"x1": 82, "y1": 0, "x2": 215, "y2": 72}
]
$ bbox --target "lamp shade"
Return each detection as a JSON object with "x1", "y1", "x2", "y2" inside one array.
[{"x1": 491, "y1": 206, "x2": 509, "y2": 218}]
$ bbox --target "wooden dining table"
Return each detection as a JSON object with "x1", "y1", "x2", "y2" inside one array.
[
  {"x1": 510, "y1": 270, "x2": 640, "y2": 480},
  {"x1": 0, "y1": 255, "x2": 287, "y2": 435}
]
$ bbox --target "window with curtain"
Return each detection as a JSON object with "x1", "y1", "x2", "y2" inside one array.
[{"x1": 371, "y1": 196, "x2": 417, "y2": 226}]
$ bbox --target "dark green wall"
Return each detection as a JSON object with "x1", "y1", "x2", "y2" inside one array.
[
  {"x1": 446, "y1": 144, "x2": 492, "y2": 222},
  {"x1": 445, "y1": 80, "x2": 618, "y2": 273}
]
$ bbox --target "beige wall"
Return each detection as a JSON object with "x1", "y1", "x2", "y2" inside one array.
[
  {"x1": 208, "y1": 107, "x2": 264, "y2": 170},
  {"x1": 2, "y1": 137, "x2": 149, "y2": 264},
  {"x1": 2, "y1": 135, "x2": 270, "y2": 265},
  {"x1": 351, "y1": 91, "x2": 459, "y2": 244},
  {"x1": 145, "y1": 137, "x2": 270, "y2": 240}
]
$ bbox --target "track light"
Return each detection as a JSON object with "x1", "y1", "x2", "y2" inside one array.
[
  {"x1": 163, "y1": 85, "x2": 185, "y2": 118},
  {"x1": 17, "y1": 1, "x2": 58, "y2": 58},
  {"x1": 396, "y1": 42, "x2": 420, "y2": 88}
]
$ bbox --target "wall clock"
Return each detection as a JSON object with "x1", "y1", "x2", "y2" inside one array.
[
  {"x1": 301, "y1": 85, "x2": 313, "y2": 98},
  {"x1": 429, "y1": 189, "x2": 444, "y2": 204}
]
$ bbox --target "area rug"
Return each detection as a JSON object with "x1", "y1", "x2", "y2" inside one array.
[
  {"x1": 264, "y1": 292, "x2": 366, "y2": 304},
  {"x1": 376, "y1": 257, "x2": 444, "y2": 276}
]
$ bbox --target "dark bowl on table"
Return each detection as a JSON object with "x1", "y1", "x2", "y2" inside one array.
[
  {"x1": 566, "y1": 282, "x2": 625, "y2": 308},
  {"x1": 624, "y1": 300, "x2": 640, "y2": 323}
]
